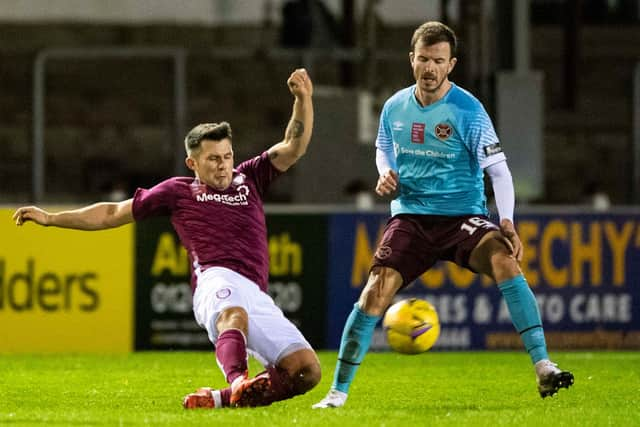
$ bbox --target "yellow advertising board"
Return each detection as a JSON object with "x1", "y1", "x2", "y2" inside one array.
[{"x1": 0, "y1": 208, "x2": 133, "y2": 353}]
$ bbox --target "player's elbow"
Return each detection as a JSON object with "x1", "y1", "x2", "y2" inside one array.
[
  {"x1": 286, "y1": 136, "x2": 310, "y2": 158},
  {"x1": 102, "y1": 218, "x2": 124, "y2": 229},
  {"x1": 273, "y1": 144, "x2": 309, "y2": 172},
  {"x1": 292, "y1": 145, "x2": 308, "y2": 162},
  {"x1": 102, "y1": 201, "x2": 133, "y2": 229}
]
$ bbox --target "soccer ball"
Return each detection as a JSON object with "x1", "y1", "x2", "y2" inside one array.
[{"x1": 383, "y1": 298, "x2": 440, "y2": 354}]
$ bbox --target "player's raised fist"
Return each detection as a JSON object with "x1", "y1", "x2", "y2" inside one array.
[{"x1": 287, "y1": 68, "x2": 313, "y2": 98}]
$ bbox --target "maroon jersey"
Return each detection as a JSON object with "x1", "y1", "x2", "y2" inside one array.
[{"x1": 132, "y1": 151, "x2": 281, "y2": 292}]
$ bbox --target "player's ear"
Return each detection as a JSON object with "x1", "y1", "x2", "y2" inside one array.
[
  {"x1": 185, "y1": 156, "x2": 196, "y2": 171},
  {"x1": 447, "y1": 57, "x2": 457, "y2": 75},
  {"x1": 409, "y1": 51, "x2": 415, "y2": 65}
]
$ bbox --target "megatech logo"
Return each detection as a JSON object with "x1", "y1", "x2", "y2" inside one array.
[
  {"x1": 195, "y1": 184, "x2": 250, "y2": 206},
  {"x1": 0, "y1": 258, "x2": 99, "y2": 312}
]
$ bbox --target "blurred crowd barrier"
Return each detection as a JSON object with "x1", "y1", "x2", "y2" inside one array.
[{"x1": 1, "y1": 21, "x2": 639, "y2": 205}]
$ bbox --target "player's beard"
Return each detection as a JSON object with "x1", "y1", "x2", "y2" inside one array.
[
  {"x1": 414, "y1": 72, "x2": 451, "y2": 105},
  {"x1": 417, "y1": 73, "x2": 446, "y2": 94}
]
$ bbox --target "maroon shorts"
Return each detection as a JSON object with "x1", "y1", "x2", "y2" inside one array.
[{"x1": 371, "y1": 214, "x2": 499, "y2": 287}]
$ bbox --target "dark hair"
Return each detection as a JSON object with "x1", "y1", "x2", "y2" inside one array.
[
  {"x1": 410, "y1": 21, "x2": 457, "y2": 57},
  {"x1": 184, "y1": 122, "x2": 232, "y2": 155}
]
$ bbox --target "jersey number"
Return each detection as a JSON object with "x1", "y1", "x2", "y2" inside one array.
[{"x1": 460, "y1": 217, "x2": 497, "y2": 236}]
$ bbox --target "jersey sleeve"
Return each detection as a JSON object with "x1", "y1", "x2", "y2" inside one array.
[
  {"x1": 238, "y1": 151, "x2": 282, "y2": 198},
  {"x1": 375, "y1": 104, "x2": 393, "y2": 151},
  {"x1": 465, "y1": 104, "x2": 506, "y2": 169},
  {"x1": 132, "y1": 178, "x2": 177, "y2": 221},
  {"x1": 374, "y1": 103, "x2": 397, "y2": 173}
]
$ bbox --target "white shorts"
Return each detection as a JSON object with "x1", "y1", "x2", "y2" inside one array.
[{"x1": 192, "y1": 267, "x2": 312, "y2": 367}]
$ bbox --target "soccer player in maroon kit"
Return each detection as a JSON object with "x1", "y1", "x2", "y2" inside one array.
[{"x1": 13, "y1": 68, "x2": 321, "y2": 409}]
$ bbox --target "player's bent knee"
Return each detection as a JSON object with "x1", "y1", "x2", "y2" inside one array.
[
  {"x1": 471, "y1": 235, "x2": 521, "y2": 282},
  {"x1": 276, "y1": 349, "x2": 321, "y2": 396},
  {"x1": 490, "y1": 252, "x2": 521, "y2": 283},
  {"x1": 293, "y1": 360, "x2": 321, "y2": 394}
]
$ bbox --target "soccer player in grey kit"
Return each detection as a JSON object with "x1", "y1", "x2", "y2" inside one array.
[{"x1": 13, "y1": 68, "x2": 321, "y2": 409}]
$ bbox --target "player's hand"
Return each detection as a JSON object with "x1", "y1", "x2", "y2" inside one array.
[
  {"x1": 287, "y1": 68, "x2": 313, "y2": 98},
  {"x1": 500, "y1": 218, "x2": 523, "y2": 262},
  {"x1": 13, "y1": 206, "x2": 50, "y2": 226},
  {"x1": 376, "y1": 169, "x2": 399, "y2": 196}
]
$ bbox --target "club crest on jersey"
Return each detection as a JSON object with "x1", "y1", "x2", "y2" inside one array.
[
  {"x1": 411, "y1": 123, "x2": 425, "y2": 144},
  {"x1": 232, "y1": 173, "x2": 246, "y2": 187},
  {"x1": 434, "y1": 123, "x2": 452, "y2": 140}
]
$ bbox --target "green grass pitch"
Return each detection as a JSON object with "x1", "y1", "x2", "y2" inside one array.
[{"x1": 0, "y1": 351, "x2": 638, "y2": 426}]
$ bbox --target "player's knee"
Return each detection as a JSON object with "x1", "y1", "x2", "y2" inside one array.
[
  {"x1": 359, "y1": 267, "x2": 402, "y2": 316},
  {"x1": 297, "y1": 360, "x2": 322, "y2": 394},
  {"x1": 489, "y1": 251, "x2": 521, "y2": 283},
  {"x1": 292, "y1": 359, "x2": 321, "y2": 394},
  {"x1": 276, "y1": 349, "x2": 321, "y2": 397}
]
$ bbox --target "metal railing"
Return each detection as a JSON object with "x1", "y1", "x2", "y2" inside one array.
[
  {"x1": 32, "y1": 47, "x2": 187, "y2": 203},
  {"x1": 634, "y1": 61, "x2": 640, "y2": 203},
  {"x1": 30, "y1": 46, "x2": 407, "y2": 203}
]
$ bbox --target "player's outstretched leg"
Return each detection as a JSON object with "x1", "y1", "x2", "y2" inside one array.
[
  {"x1": 313, "y1": 303, "x2": 381, "y2": 409},
  {"x1": 185, "y1": 351, "x2": 320, "y2": 409},
  {"x1": 498, "y1": 275, "x2": 574, "y2": 397},
  {"x1": 536, "y1": 360, "x2": 574, "y2": 398},
  {"x1": 182, "y1": 372, "x2": 271, "y2": 409}
]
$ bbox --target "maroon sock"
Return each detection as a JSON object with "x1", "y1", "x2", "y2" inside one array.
[
  {"x1": 262, "y1": 366, "x2": 296, "y2": 404},
  {"x1": 226, "y1": 367, "x2": 296, "y2": 407},
  {"x1": 215, "y1": 329, "x2": 248, "y2": 384},
  {"x1": 220, "y1": 387, "x2": 231, "y2": 407}
]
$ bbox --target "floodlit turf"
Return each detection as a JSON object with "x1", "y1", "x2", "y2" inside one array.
[{"x1": 0, "y1": 351, "x2": 638, "y2": 426}]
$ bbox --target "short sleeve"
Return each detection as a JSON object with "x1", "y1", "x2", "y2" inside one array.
[
  {"x1": 132, "y1": 178, "x2": 177, "y2": 221},
  {"x1": 466, "y1": 105, "x2": 506, "y2": 169},
  {"x1": 375, "y1": 104, "x2": 393, "y2": 151},
  {"x1": 237, "y1": 151, "x2": 282, "y2": 198}
]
